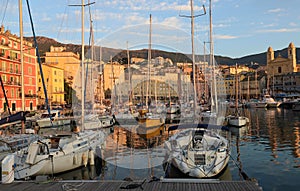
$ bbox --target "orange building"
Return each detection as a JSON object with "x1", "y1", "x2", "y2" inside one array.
[{"x1": 0, "y1": 25, "x2": 37, "y2": 113}]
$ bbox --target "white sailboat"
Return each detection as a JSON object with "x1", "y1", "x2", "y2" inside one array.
[
  {"x1": 136, "y1": 14, "x2": 165, "y2": 136},
  {"x1": 1, "y1": 1, "x2": 107, "y2": 181},
  {"x1": 164, "y1": 0, "x2": 230, "y2": 179},
  {"x1": 227, "y1": 64, "x2": 249, "y2": 127},
  {"x1": 165, "y1": 124, "x2": 230, "y2": 178},
  {"x1": 12, "y1": 130, "x2": 106, "y2": 179},
  {"x1": 200, "y1": 0, "x2": 224, "y2": 126}
]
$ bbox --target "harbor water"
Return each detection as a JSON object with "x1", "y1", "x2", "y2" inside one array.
[{"x1": 53, "y1": 108, "x2": 300, "y2": 191}]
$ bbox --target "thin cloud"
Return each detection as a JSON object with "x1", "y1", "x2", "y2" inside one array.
[
  {"x1": 267, "y1": 8, "x2": 283, "y2": 13},
  {"x1": 214, "y1": 34, "x2": 238, "y2": 40},
  {"x1": 257, "y1": 28, "x2": 300, "y2": 33}
]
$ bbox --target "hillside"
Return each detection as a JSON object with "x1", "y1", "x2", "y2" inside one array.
[{"x1": 24, "y1": 36, "x2": 299, "y2": 66}]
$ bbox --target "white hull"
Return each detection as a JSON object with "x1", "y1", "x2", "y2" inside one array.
[
  {"x1": 227, "y1": 116, "x2": 248, "y2": 127},
  {"x1": 81, "y1": 115, "x2": 114, "y2": 130},
  {"x1": 37, "y1": 118, "x2": 71, "y2": 128},
  {"x1": 10, "y1": 130, "x2": 106, "y2": 179},
  {"x1": 165, "y1": 128, "x2": 230, "y2": 178},
  {"x1": 247, "y1": 102, "x2": 267, "y2": 108}
]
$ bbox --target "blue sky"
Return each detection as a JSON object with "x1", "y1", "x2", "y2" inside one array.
[{"x1": 1, "y1": 0, "x2": 300, "y2": 58}]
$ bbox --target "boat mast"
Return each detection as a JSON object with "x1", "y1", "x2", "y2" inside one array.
[
  {"x1": 146, "y1": 14, "x2": 152, "y2": 109},
  {"x1": 209, "y1": 0, "x2": 218, "y2": 114},
  {"x1": 180, "y1": 0, "x2": 206, "y2": 116},
  {"x1": 127, "y1": 41, "x2": 132, "y2": 104},
  {"x1": 235, "y1": 63, "x2": 238, "y2": 114},
  {"x1": 19, "y1": 0, "x2": 25, "y2": 112}
]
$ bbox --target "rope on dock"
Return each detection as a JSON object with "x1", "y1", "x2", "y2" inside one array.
[{"x1": 61, "y1": 181, "x2": 84, "y2": 191}]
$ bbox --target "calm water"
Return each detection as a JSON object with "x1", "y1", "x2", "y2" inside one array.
[{"x1": 57, "y1": 108, "x2": 300, "y2": 191}]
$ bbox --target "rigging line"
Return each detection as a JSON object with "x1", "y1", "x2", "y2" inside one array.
[
  {"x1": 25, "y1": 0, "x2": 53, "y2": 126},
  {"x1": 56, "y1": 2, "x2": 69, "y2": 40},
  {"x1": 1, "y1": 0, "x2": 9, "y2": 25}
]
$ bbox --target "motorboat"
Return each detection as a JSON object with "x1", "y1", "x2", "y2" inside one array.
[
  {"x1": 226, "y1": 115, "x2": 249, "y2": 127},
  {"x1": 164, "y1": 124, "x2": 230, "y2": 178},
  {"x1": 36, "y1": 110, "x2": 71, "y2": 128},
  {"x1": 262, "y1": 94, "x2": 281, "y2": 108}
]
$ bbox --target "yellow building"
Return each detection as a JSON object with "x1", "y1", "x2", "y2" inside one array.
[
  {"x1": 37, "y1": 64, "x2": 64, "y2": 106},
  {"x1": 44, "y1": 46, "x2": 80, "y2": 84},
  {"x1": 228, "y1": 65, "x2": 249, "y2": 75},
  {"x1": 103, "y1": 62, "x2": 125, "y2": 91}
]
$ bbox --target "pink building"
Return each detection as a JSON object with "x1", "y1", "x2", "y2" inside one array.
[{"x1": 0, "y1": 25, "x2": 37, "y2": 113}]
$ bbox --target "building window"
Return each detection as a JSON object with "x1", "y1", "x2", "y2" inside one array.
[
  {"x1": 11, "y1": 89, "x2": 14, "y2": 98},
  {"x1": 10, "y1": 63, "x2": 13, "y2": 73},
  {"x1": 2, "y1": 61, "x2": 6, "y2": 71},
  {"x1": 15, "y1": 65, "x2": 19, "y2": 73},
  {"x1": 28, "y1": 67, "x2": 32, "y2": 75},
  {"x1": 54, "y1": 71, "x2": 57, "y2": 75},
  {"x1": 278, "y1": 67, "x2": 282, "y2": 74},
  {"x1": 1, "y1": 75, "x2": 6, "y2": 82}
]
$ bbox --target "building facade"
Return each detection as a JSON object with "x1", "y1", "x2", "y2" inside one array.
[
  {"x1": 0, "y1": 25, "x2": 37, "y2": 113},
  {"x1": 37, "y1": 64, "x2": 64, "y2": 107},
  {"x1": 267, "y1": 42, "x2": 300, "y2": 96}
]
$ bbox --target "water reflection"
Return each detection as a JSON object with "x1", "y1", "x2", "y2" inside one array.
[{"x1": 55, "y1": 108, "x2": 299, "y2": 191}]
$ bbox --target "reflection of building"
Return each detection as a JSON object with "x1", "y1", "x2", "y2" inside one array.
[
  {"x1": 37, "y1": 64, "x2": 64, "y2": 106},
  {"x1": 0, "y1": 25, "x2": 37, "y2": 112}
]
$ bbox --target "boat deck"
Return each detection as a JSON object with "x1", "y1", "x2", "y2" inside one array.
[{"x1": 0, "y1": 179, "x2": 263, "y2": 191}]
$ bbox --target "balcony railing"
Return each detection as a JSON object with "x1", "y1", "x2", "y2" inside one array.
[{"x1": 24, "y1": 94, "x2": 38, "y2": 98}]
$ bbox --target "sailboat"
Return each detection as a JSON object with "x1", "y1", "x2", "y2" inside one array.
[
  {"x1": 164, "y1": 0, "x2": 230, "y2": 179},
  {"x1": 200, "y1": 0, "x2": 225, "y2": 126},
  {"x1": 136, "y1": 14, "x2": 165, "y2": 136},
  {"x1": 226, "y1": 64, "x2": 249, "y2": 127},
  {"x1": 1, "y1": 1, "x2": 107, "y2": 180},
  {"x1": 113, "y1": 42, "x2": 139, "y2": 129}
]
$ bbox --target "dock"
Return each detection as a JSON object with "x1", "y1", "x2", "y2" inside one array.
[{"x1": 0, "y1": 179, "x2": 263, "y2": 191}]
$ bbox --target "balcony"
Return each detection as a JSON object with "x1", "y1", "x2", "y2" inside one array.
[{"x1": 25, "y1": 94, "x2": 38, "y2": 98}]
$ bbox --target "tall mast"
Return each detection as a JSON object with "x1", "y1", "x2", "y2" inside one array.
[
  {"x1": 180, "y1": 1, "x2": 206, "y2": 115},
  {"x1": 81, "y1": 0, "x2": 85, "y2": 129},
  {"x1": 146, "y1": 14, "x2": 152, "y2": 109},
  {"x1": 69, "y1": 0, "x2": 95, "y2": 129},
  {"x1": 127, "y1": 41, "x2": 132, "y2": 104},
  {"x1": 208, "y1": 0, "x2": 218, "y2": 114},
  {"x1": 235, "y1": 63, "x2": 238, "y2": 113},
  {"x1": 190, "y1": 0, "x2": 197, "y2": 114},
  {"x1": 19, "y1": 0, "x2": 25, "y2": 112}
]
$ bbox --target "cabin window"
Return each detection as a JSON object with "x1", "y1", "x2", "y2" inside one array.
[{"x1": 278, "y1": 67, "x2": 282, "y2": 73}]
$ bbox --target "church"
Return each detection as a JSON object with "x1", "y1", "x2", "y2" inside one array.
[{"x1": 266, "y1": 42, "x2": 300, "y2": 96}]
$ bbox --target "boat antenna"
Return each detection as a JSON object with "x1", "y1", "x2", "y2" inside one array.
[{"x1": 25, "y1": 0, "x2": 52, "y2": 125}]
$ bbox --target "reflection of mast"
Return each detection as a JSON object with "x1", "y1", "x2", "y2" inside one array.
[{"x1": 235, "y1": 135, "x2": 243, "y2": 179}]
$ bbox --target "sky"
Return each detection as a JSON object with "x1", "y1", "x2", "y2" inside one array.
[{"x1": 1, "y1": 0, "x2": 300, "y2": 59}]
